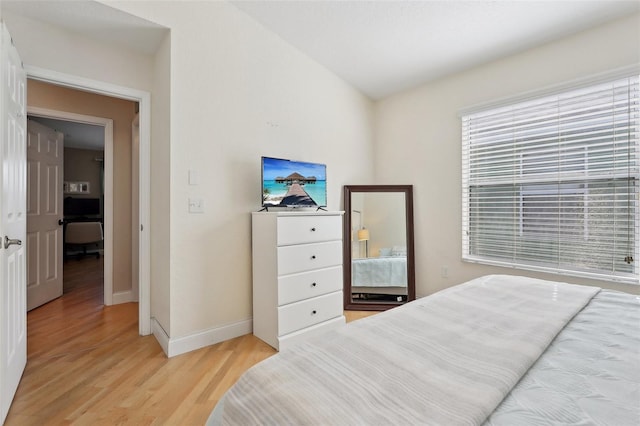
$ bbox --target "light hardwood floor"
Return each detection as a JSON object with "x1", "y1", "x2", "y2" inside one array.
[{"x1": 6, "y1": 257, "x2": 376, "y2": 425}]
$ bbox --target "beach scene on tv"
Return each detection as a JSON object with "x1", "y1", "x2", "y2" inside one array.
[{"x1": 262, "y1": 158, "x2": 327, "y2": 207}]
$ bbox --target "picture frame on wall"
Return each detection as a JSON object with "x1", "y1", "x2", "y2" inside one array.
[{"x1": 64, "y1": 181, "x2": 90, "y2": 194}]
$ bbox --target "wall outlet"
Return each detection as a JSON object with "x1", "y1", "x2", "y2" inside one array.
[
  {"x1": 441, "y1": 266, "x2": 449, "y2": 278},
  {"x1": 189, "y1": 197, "x2": 204, "y2": 213}
]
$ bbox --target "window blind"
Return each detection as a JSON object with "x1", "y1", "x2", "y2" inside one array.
[{"x1": 462, "y1": 75, "x2": 640, "y2": 284}]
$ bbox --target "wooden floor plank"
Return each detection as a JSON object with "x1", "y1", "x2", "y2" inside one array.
[{"x1": 6, "y1": 257, "x2": 377, "y2": 425}]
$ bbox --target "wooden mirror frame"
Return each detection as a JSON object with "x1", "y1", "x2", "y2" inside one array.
[{"x1": 343, "y1": 185, "x2": 416, "y2": 311}]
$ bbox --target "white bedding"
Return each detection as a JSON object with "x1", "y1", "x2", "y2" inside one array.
[
  {"x1": 351, "y1": 256, "x2": 407, "y2": 287},
  {"x1": 485, "y1": 289, "x2": 640, "y2": 425},
  {"x1": 212, "y1": 275, "x2": 604, "y2": 425}
]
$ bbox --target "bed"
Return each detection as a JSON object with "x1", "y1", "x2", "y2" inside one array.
[
  {"x1": 208, "y1": 275, "x2": 639, "y2": 425},
  {"x1": 351, "y1": 256, "x2": 407, "y2": 296}
]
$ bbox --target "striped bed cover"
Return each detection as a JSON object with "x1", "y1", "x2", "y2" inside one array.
[{"x1": 208, "y1": 275, "x2": 639, "y2": 425}]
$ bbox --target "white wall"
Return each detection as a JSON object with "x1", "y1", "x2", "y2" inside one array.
[
  {"x1": 1, "y1": 12, "x2": 155, "y2": 93},
  {"x1": 364, "y1": 192, "x2": 406, "y2": 258},
  {"x1": 375, "y1": 13, "x2": 640, "y2": 297},
  {"x1": 105, "y1": 1, "x2": 375, "y2": 345},
  {"x1": 150, "y1": 31, "x2": 172, "y2": 336}
]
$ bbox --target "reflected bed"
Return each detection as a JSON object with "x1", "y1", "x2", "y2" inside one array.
[
  {"x1": 208, "y1": 275, "x2": 639, "y2": 425},
  {"x1": 351, "y1": 256, "x2": 407, "y2": 295}
]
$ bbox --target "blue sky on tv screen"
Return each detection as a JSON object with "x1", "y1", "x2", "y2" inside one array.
[{"x1": 263, "y1": 157, "x2": 326, "y2": 180}]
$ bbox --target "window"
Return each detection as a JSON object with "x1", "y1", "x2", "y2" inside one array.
[{"x1": 462, "y1": 75, "x2": 639, "y2": 284}]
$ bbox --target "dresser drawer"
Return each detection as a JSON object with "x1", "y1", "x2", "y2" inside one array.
[
  {"x1": 278, "y1": 291, "x2": 343, "y2": 336},
  {"x1": 277, "y1": 215, "x2": 342, "y2": 246},
  {"x1": 277, "y1": 240, "x2": 342, "y2": 276},
  {"x1": 278, "y1": 266, "x2": 342, "y2": 305}
]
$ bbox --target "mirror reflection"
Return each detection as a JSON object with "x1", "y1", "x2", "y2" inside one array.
[{"x1": 343, "y1": 185, "x2": 415, "y2": 310}]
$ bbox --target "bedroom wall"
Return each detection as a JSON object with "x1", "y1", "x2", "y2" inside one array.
[
  {"x1": 107, "y1": 1, "x2": 375, "y2": 345},
  {"x1": 364, "y1": 193, "x2": 406, "y2": 258},
  {"x1": 149, "y1": 29, "x2": 172, "y2": 339},
  {"x1": 1, "y1": 12, "x2": 155, "y2": 92},
  {"x1": 374, "y1": 13, "x2": 640, "y2": 296}
]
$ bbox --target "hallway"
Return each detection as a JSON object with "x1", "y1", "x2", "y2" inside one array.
[{"x1": 25, "y1": 257, "x2": 136, "y2": 361}]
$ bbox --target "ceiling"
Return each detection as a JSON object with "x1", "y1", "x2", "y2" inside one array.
[
  {"x1": 231, "y1": 1, "x2": 640, "y2": 99},
  {"x1": 29, "y1": 117, "x2": 105, "y2": 151},
  {"x1": 2, "y1": 0, "x2": 640, "y2": 100},
  {"x1": 2, "y1": 0, "x2": 638, "y2": 101}
]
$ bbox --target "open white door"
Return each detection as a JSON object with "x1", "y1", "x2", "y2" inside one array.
[
  {"x1": 26, "y1": 120, "x2": 63, "y2": 311},
  {"x1": 0, "y1": 23, "x2": 27, "y2": 423}
]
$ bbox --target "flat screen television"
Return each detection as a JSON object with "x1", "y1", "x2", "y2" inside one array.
[{"x1": 261, "y1": 156, "x2": 327, "y2": 208}]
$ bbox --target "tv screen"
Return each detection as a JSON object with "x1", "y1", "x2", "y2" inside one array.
[{"x1": 262, "y1": 157, "x2": 327, "y2": 208}]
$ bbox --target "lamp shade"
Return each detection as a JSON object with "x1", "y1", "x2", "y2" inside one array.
[{"x1": 357, "y1": 229, "x2": 370, "y2": 241}]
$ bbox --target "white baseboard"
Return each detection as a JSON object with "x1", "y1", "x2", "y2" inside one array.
[
  {"x1": 152, "y1": 318, "x2": 170, "y2": 356},
  {"x1": 112, "y1": 290, "x2": 134, "y2": 304},
  {"x1": 151, "y1": 317, "x2": 253, "y2": 358}
]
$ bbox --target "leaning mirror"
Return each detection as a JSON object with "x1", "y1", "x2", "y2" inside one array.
[{"x1": 343, "y1": 185, "x2": 415, "y2": 310}]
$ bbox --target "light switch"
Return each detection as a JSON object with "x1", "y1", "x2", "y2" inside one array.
[
  {"x1": 189, "y1": 197, "x2": 204, "y2": 213},
  {"x1": 188, "y1": 169, "x2": 199, "y2": 185}
]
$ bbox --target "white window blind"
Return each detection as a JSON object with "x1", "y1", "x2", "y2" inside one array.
[{"x1": 462, "y1": 75, "x2": 640, "y2": 284}]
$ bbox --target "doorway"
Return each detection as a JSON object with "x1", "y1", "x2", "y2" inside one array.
[
  {"x1": 27, "y1": 109, "x2": 115, "y2": 309},
  {"x1": 26, "y1": 68, "x2": 151, "y2": 335}
]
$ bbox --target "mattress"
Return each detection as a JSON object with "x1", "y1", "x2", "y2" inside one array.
[{"x1": 208, "y1": 275, "x2": 639, "y2": 425}]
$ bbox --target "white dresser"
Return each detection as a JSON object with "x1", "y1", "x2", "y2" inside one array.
[{"x1": 251, "y1": 211, "x2": 346, "y2": 350}]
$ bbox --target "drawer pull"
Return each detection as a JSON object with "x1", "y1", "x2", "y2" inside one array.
[
  {"x1": 311, "y1": 255, "x2": 316, "y2": 260},
  {"x1": 311, "y1": 310, "x2": 317, "y2": 315},
  {"x1": 311, "y1": 282, "x2": 317, "y2": 287},
  {"x1": 311, "y1": 227, "x2": 316, "y2": 232}
]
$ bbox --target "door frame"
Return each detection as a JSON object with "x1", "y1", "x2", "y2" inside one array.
[
  {"x1": 25, "y1": 66, "x2": 151, "y2": 335},
  {"x1": 28, "y1": 107, "x2": 114, "y2": 306}
]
